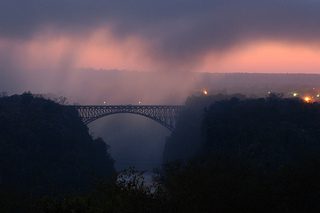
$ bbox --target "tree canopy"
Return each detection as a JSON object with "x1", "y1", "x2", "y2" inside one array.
[
  {"x1": 0, "y1": 93, "x2": 115, "y2": 197},
  {"x1": 162, "y1": 95, "x2": 320, "y2": 212}
]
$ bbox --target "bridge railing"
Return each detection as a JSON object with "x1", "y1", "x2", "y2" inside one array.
[{"x1": 71, "y1": 105, "x2": 183, "y2": 131}]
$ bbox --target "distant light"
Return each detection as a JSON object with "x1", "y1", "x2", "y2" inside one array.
[
  {"x1": 203, "y1": 89, "x2": 208, "y2": 96},
  {"x1": 303, "y1": 96, "x2": 312, "y2": 103},
  {"x1": 268, "y1": 91, "x2": 272, "y2": 95},
  {"x1": 317, "y1": 94, "x2": 320, "y2": 98},
  {"x1": 293, "y1": 93, "x2": 298, "y2": 97},
  {"x1": 138, "y1": 101, "x2": 142, "y2": 104},
  {"x1": 103, "y1": 101, "x2": 107, "y2": 104}
]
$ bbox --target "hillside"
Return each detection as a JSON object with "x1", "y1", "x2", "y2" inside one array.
[{"x1": 0, "y1": 93, "x2": 115, "y2": 197}]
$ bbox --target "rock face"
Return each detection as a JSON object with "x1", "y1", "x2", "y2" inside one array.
[
  {"x1": 164, "y1": 94, "x2": 320, "y2": 166},
  {"x1": 0, "y1": 93, "x2": 115, "y2": 196},
  {"x1": 163, "y1": 94, "x2": 246, "y2": 162},
  {"x1": 162, "y1": 95, "x2": 320, "y2": 212}
]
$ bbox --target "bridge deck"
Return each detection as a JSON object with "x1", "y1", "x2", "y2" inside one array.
[{"x1": 72, "y1": 105, "x2": 183, "y2": 131}]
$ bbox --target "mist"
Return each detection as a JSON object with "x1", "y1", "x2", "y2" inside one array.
[
  {"x1": 2, "y1": 1, "x2": 320, "y2": 211},
  {"x1": 3, "y1": 69, "x2": 320, "y2": 170}
]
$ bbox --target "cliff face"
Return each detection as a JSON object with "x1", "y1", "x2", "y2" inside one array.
[
  {"x1": 164, "y1": 94, "x2": 320, "y2": 166},
  {"x1": 0, "y1": 93, "x2": 115, "y2": 196},
  {"x1": 163, "y1": 94, "x2": 246, "y2": 162}
]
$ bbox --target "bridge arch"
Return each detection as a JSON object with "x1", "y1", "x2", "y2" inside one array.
[{"x1": 74, "y1": 105, "x2": 182, "y2": 131}]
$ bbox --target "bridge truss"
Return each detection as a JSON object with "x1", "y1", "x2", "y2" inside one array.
[{"x1": 74, "y1": 105, "x2": 183, "y2": 131}]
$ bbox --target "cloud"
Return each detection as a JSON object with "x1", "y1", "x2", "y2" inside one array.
[{"x1": 1, "y1": 0, "x2": 320, "y2": 64}]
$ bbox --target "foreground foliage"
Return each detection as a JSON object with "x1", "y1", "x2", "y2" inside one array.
[
  {"x1": 0, "y1": 93, "x2": 114, "y2": 211},
  {"x1": 2, "y1": 94, "x2": 320, "y2": 212},
  {"x1": 163, "y1": 95, "x2": 320, "y2": 212}
]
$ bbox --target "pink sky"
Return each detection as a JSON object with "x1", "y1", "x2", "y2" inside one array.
[{"x1": 1, "y1": 29, "x2": 320, "y2": 73}]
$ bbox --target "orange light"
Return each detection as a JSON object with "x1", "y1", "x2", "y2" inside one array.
[{"x1": 303, "y1": 96, "x2": 312, "y2": 103}]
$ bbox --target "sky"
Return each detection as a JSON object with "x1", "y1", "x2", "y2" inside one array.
[
  {"x1": 1, "y1": 0, "x2": 320, "y2": 74},
  {"x1": 2, "y1": 0, "x2": 320, "y2": 171}
]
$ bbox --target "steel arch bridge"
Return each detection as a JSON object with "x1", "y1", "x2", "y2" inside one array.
[{"x1": 73, "y1": 105, "x2": 183, "y2": 131}]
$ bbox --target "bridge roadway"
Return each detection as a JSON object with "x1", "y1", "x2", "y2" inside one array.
[{"x1": 73, "y1": 105, "x2": 183, "y2": 131}]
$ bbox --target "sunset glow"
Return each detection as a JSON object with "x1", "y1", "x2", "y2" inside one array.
[
  {"x1": 2, "y1": 33, "x2": 320, "y2": 73},
  {"x1": 2, "y1": 1, "x2": 320, "y2": 209},
  {"x1": 201, "y1": 41, "x2": 320, "y2": 73}
]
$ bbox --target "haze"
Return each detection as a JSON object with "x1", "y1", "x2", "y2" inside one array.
[{"x1": 1, "y1": 0, "x2": 320, "y2": 170}]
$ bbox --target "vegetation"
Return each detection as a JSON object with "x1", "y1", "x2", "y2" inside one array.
[
  {"x1": 163, "y1": 94, "x2": 246, "y2": 161},
  {"x1": 0, "y1": 93, "x2": 114, "y2": 211},
  {"x1": 2, "y1": 93, "x2": 320, "y2": 212},
  {"x1": 162, "y1": 94, "x2": 320, "y2": 212}
]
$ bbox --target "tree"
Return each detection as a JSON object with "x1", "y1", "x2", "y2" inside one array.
[
  {"x1": 162, "y1": 96, "x2": 320, "y2": 212},
  {"x1": 0, "y1": 93, "x2": 115, "y2": 198}
]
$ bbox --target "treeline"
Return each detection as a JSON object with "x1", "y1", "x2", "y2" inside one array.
[
  {"x1": 0, "y1": 93, "x2": 115, "y2": 211},
  {"x1": 161, "y1": 94, "x2": 320, "y2": 212},
  {"x1": 2, "y1": 93, "x2": 320, "y2": 212}
]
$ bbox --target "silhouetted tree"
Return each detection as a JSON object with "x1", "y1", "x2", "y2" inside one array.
[
  {"x1": 162, "y1": 95, "x2": 320, "y2": 212},
  {"x1": 0, "y1": 93, "x2": 115, "y2": 200},
  {"x1": 3, "y1": 93, "x2": 320, "y2": 212}
]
